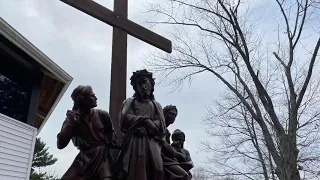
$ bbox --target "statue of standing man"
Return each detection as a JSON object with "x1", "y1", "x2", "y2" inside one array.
[
  {"x1": 162, "y1": 105, "x2": 189, "y2": 180},
  {"x1": 57, "y1": 85, "x2": 118, "y2": 180},
  {"x1": 116, "y1": 69, "x2": 166, "y2": 180}
]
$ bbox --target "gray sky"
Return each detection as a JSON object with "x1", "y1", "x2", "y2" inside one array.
[
  {"x1": 0, "y1": 0, "x2": 213, "y2": 176},
  {"x1": 1, "y1": 0, "x2": 318, "y2": 178}
]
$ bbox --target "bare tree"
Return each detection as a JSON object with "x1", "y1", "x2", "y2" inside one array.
[
  {"x1": 192, "y1": 167, "x2": 211, "y2": 180},
  {"x1": 192, "y1": 167, "x2": 237, "y2": 180},
  {"x1": 143, "y1": 0, "x2": 320, "y2": 180},
  {"x1": 202, "y1": 97, "x2": 275, "y2": 180}
]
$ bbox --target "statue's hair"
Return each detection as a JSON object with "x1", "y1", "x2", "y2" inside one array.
[
  {"x1": 130, "y1": 69, "x2": 155, "y2": 100},
  {"x1": 71, "y1": 85, "x2": 93, "y2": 110},
  {"x1": 163, "y1": 105, "x2": 178, "y2": 115},
  {"x1": 172, "y1": 129, "x2": 185, "y2": 141}
]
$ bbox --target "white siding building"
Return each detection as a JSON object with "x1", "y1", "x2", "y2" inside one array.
[{"x1": 0, "y1": 18, "x2": 72, "y2": 180}]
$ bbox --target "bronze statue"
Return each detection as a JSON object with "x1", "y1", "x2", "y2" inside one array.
[
  {"x1": 57, "y1": 85, "x2": 118, "y2": 180},
  {"x1": 172, "y1": 129, "x2": 194, "y2": 179},
  {"x1": 162, "y1": 105, "x2": 189, "y2": 180},
  {"x1": 116, "y1": 69, "x2": 166, "y2": 180}
]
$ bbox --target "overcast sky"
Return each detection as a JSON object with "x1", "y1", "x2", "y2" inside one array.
[{"x1": 1, "y1": 0, "x2": 318, "y2": 178}]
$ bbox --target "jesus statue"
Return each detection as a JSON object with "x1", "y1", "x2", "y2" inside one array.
[{"x1": 116, "y1": 69, "x2": 166, "y2": 180}]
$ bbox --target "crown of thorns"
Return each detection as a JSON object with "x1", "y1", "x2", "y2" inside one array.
[{"x1": 130, "y1": 69, "x2": 155, "y2": 86}]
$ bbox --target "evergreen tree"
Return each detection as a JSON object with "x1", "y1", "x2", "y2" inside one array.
[{"x1": 30, "y1": 138, "x2": 58, "y2": 180}]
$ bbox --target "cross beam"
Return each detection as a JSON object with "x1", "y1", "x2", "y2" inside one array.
[
  {"x1": 61, "y1": 0, "x2": 172, "y2": 53},
  {"x1": 60, "y1": 0, "x2": 172, "y2": 144}
]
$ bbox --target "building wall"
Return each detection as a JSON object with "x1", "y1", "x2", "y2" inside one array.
[{"x1": 0, "y1": 113, "x2": 37, "y2": 180}]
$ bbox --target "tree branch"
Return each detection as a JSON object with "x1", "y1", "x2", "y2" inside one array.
[{"x1": 296, "y1": 37, "x2": 320, "y2": 107}]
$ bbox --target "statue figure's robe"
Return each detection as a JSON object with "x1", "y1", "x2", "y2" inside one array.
[
  {"x1": 173, "y1": 146, "x2": 194, "y2": 180},
  {"x1": 180, "y1": 148, "x2": 193, "y2": 179},
  {"x1": 57, "y1": 109, "x2": 115, "y2": 180},
  {"x1": 116, "y1": 97, "x2": 166, "y2": 180},
  {"x1": 162, "y1": 129, "x2": 189, "y2": 180}
]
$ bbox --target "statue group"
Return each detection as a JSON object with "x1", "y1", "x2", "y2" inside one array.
[{"x1": 57, "y1": 69, "x2": 194, "y2": 180}]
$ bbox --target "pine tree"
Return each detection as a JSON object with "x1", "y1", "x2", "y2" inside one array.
[{"x1": 30, "y1": 138, "x2": 58, "y2": 180}]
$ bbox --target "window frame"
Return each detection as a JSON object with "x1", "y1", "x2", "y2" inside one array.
[{"x1": 0, "y1": 34, "x2": 43, "y2": 128}]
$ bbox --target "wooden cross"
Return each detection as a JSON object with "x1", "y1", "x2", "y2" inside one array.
[{"x1": 60, "y1": 0, "x2": 172, "y2": 142}]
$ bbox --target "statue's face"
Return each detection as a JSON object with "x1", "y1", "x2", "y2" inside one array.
[
  {"x1": 165, "y1": 109, "x2": 177, "y2": 126},
  {"x1": 173, "y1": 133, "x2": 185, "y2": 142},
  {"x1": 136, "y1": 76, "x2": 152, "y2": 99},
  {"x1": 172, "y1": 141, "x2": 182, "y2": 149},
  {"x1": 83, "y1": 89, "x2": 98, "y2": 108}
]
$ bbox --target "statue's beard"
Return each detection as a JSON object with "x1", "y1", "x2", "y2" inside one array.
[
  {"x1": 138, "y1": 90, "x2": 150, "y2": 100},
  {"x1": 140, "y1": 94, "x2": 150, "y2": 101},
  {"x1": 166, "y1": 120, "x2": 174, "y2": 127},
  {"x1": 133, "y1": 88, "x2": 153, "y2": 100}
]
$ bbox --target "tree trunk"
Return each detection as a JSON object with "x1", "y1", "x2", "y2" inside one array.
[{"x1": 276, "y1": 134, "x2": 300, "y2": 180}]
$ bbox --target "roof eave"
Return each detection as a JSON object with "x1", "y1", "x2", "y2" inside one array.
[
  {"x1": 0, "y1": 18, "x2": 73, "y2": 133},
  {"x1": 37, "y1": 80, "x2": 72, "y2": 134},
  {"x1": 0, "y1": 18, "x2": 73, "y2": 83}
]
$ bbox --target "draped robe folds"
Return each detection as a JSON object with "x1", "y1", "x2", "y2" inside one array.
[
  {"x1": 116, "y1": 97, "x2": 166, "y2": 180},
  {"x1": 162, "y1": 129, "x2": 189, "y2": 180},
  {"x1": 57, "y1": 109, "x2": 115, "y2": 180},
  {"x1": 179, "y1": 148, "x2": 193, "y2": 179}
]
